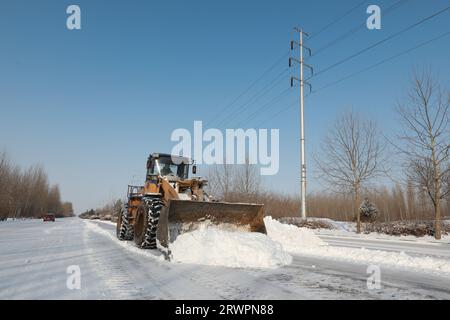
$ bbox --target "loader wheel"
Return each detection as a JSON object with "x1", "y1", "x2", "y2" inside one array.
[
  {"x1": 134, "y1": 197, "x2": 164, "y2": 249},
  {"x1": 116, "y1": 204, "x2": 133, "y2": 241}
]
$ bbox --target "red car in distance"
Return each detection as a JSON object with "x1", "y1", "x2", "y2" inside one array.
[{"x1": 43, "y1": 213, "x2": 55, "y2": 222}]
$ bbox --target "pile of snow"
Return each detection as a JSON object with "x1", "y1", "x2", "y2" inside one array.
[
  {"x1": 263, "y1": 217, "x2": 450, "y2": 275},
  {"x1": 169, "y1": 224, "x2": 292, "y2": 269},
  {"x1": 264, "y1": 216, "x2": 326, "y2": 252}
]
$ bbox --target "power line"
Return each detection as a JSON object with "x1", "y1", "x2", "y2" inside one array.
[
  {"x1": 313, "y1": 5, "x2": 450, "y2": 77},
  {"x1": 255, "y1": 99, "x2": 298, "y2": 127},
  {"x1": 255, "y1": 31, "x2": 450, "y2": 126},
  {"x1": 235, "y1": 87, "x2": 292, "y2": 127},
  {"x1": 205, "y1": 51, "x2": 289, "y2": 128},
  {"x1": 206, "y1": 1, "x2": 383, "y2": 129},
  {"x1": 215, "y1": 68, "x2": 289, "y2": 128},
  {"x1": 222, "y1": 4, "x2": 449, "y2": 129},
  {"x1": 313, "y1": 31, "x2": 450, "y2": 93},
  {"x1": 230, "y1": 2, "x2": 411, "y2": 127},
  {"x1": 308, "y1": 0, "x2": 368, "y2": 41},
  {"x1": 311, "y1": 0, "x2": 408, "y2": 58}
]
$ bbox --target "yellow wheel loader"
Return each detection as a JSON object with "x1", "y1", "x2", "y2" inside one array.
[{"x1": 116, "y1": 153, "x2": 266, "y2": 249}]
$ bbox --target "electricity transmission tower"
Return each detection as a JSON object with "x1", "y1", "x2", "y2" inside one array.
[{"x1": 289, "y1": 27, "x2": 313, "y2": 219}]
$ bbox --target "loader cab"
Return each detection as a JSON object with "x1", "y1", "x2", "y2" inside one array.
[{"x1": 146, "y1": 153, "x2": 191, "y2": 181}]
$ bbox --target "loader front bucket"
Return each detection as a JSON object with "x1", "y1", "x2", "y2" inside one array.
[{"x1": 157, "y1": 200, "x2": 266, "y2": 247}]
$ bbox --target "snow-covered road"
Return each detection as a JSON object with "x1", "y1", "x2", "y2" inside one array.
[{"x1": 1, "y1": 217, "x2": 449, "y2": 300}]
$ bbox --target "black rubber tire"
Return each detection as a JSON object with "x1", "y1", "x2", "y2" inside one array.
[
  {"x1": 133, "y1": 197, "x2": 164, "y2": 249},
  {"x1": 116, "y1": 204, "x2": 133, "y2": 240}
]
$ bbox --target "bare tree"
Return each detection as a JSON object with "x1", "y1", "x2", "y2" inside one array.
[
  {"x1": 444, "y1": 164, "x2": 450, "y2": 201},
  {"x1": 207, "y1": 162, "x2": 235, "y2": 201},
  {"x1": 392, "y1": 183, "x2": 407, "y2": 221},
  {"x1": 61, "y1": 202, "x2": 75, "y2": 217},
  {"x1": 0, "y1": 152, "x2": 12, "y2": 220},
  {"x1": 406, "y1": 178, "x2": 416, "y2": 220},
  {"x1": 0, "y1": 151, "x2": 73, "y2": 219},
  {"x1": 47, "y1": 185, "x2": 62, "y2": 214},
  {"x1": 207, "y1": 158, "x2": 261, "y2": 202},
  {"x1": 396, "y1": 70, "x2": 449, "y2": 239},
  {"x1": 234, "y1": 158, "x2": 261, "y2": 200},
  {"x1": 315, "y1": 111, "x2": 386, "y2": 233}
]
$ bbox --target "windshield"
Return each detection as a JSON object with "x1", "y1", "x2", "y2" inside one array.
[{"x1": 147, "y1": 157, "x2": 189, "y2": 179}]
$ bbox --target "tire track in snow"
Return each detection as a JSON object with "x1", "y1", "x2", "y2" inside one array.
[
  {"x1": 83, "y1": 221, "x2": 217, "y2": 299},
  {"x1": 83, "y1": 224, "x2": 147, "y2": 299}
]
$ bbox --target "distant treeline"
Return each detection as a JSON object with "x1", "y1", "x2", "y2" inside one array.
[
  {"x1": 265, "y1": 186, "x2": 450, "y2": 222},
  {"x1": 0, "y1": 151, "x2": 74, "y2": 220},
  {"x1": 206, "y1": 163, "x2": 449, "y2": 222},
  {"x1": 83, "y1": 163, "x2": 450, "y2": 224},
  {"x1": 81, "y1": 182, "x2": 450, "y2": 224},
  {"x1": 79, "y1": 199, "x2": 122, "y2": 222}
]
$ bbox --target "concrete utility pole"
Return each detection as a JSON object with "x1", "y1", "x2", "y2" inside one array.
[{"x1": 289, "y1": 27, "x2": 313, "y2": 220}]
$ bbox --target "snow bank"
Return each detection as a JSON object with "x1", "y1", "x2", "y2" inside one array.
[
  {"x1": 169, "y1": 224, "x2": 292, "y2": 269},
  {"x1": 264, "y1": 217, "x2": 450, "y2": 275},
  {"x1": 264, "y1": 216, "x2": 326, "y2": 251}
]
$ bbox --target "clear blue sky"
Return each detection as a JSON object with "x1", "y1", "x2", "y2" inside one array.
[{"x1": 0, "y1": 0, "x2": 449, "y2": 213}]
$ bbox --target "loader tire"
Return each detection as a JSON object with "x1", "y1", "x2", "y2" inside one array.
[
  {"x1": 116, "y1": 204, "x2": 133, "y2": 241},
  {"x1": 134, "y1": 197, "x2": 164, "y2": 249}
]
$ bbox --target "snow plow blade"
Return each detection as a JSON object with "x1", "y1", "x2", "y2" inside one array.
[{"x1": 157, "y1": 200, "x2": 266, "y2": 247}]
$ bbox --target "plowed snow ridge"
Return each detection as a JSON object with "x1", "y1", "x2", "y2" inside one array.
[
  {"x1": 264, "y1": 217, "x2": 450, "y2": 276},
  {"x1": 170, "y1": 225, "x2": 292, "y2": 268}
]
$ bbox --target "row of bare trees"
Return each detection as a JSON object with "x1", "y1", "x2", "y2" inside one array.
[
  {"x1": 307, "y1": 183, "x2": 449, "y2": 223},
  {"x1": 206, "y1": 165, "x2": 449, "y2": 222},
  {"x1": 315, "y1": 70, "x2": 449, "y2": 238},
  {"x1": 79, "y1": 199, "x2": 123, "y2": 221},
  {"x1": 207, "y1": 160, "x2": 263, "y2": 204},
  {"x1": 0, "y1": 152, "x2": 74, "y2": 219},
  {"x1": 205, "y1": 69, "x2": 449, "y2": 239}
]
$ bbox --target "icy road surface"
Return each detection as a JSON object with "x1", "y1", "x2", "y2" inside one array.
[{"x1": 0, "y1": 217, "x2": 449, "y2": 300}]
